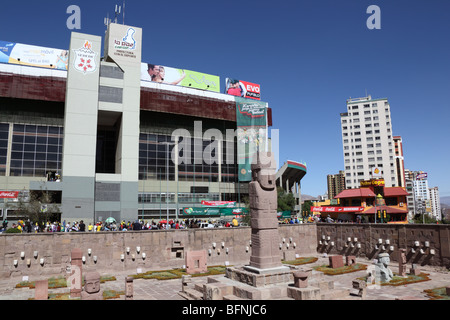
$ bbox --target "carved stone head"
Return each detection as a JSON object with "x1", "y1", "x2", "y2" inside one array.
[
  {"x1": 84, "y1": 272, "x2": 101, "y2": 294},
  {"x1": 251, "y1": 152, "x2": 276, "y2": 190},
  {"x1": 377, "y1": 253, "x2": 390, "y2": 267}
]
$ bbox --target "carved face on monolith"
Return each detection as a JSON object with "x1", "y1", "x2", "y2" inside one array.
[
  {"x1": 84, "y1": 272, "x2": 101, "y2": 294},
  {"x1": 251, "y1": 152, "x2": 276, "y2": 191}
]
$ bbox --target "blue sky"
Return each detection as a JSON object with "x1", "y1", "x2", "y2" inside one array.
[{"x1": 1, "y1": 0, "x2": 449, "y2": 198}]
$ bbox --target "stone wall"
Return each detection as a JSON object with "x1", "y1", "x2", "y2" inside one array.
[
  {"x1": 317, "y1": 223, "x2": 450, "y2": 268},
  {"x1": 0, "y1": 224, "x2": 317, "y2": 280}
]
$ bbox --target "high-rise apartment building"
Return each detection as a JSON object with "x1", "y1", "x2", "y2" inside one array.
[
  {"x1": 340, "y1": 95, "x2": 398, "y2": 189},
  {"x1": 429, "y1": 187, "x2": 441, "y2": 220},
  {"x1": 405, "y1": 169, "x2": 436, "y2": 218},
  {"x1": 327, "y1": 170, "x2": 346, "y2": 200}
]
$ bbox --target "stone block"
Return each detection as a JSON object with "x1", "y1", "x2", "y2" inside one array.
[
  {"x1": 125, "y1": 276, "x2": 133, "y2": 300},
  {"x1": 346, "y1": 255, "x2": 356, "y2": 266},
  {"x1": 293, "y1": 269, "x2": 311, "y2": 288},
  {"x1": 203, "y1": 283, "x2": 223, "y2": 300},
  {"x1": 34, "y1": 279, "x2": 48, "y2": 300},
  {"x1": 352, "y1": 279, "x2": 367, "y2": 298},
  {"x1": 283, "y1": 250, "x2": 296, "y2": 261},
  {"x1": 287, "y1": 286, "x2": 320, "y2": 300},
  {"x1": 185, "y1": 250, "x2": 207, "y2": 274},
  {"x1": 410, "y1": 267, "x2": 421, "y2": 276},
  {"x1": 329, "y1": 255, "x2": 344, "y2": 268}
]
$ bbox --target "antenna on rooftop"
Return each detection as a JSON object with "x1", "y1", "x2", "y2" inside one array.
[
  {"x1": 114, "y1": 4, "x2": 121, "y2": 24},
  {"x1": 122, "y1": 1, "x2": 126, "y2": 25},
  {"x1": 104, "y1": 12, "x2": 111, "y2": 32}
]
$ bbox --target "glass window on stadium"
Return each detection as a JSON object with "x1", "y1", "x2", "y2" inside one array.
[
  {"x1": 139, "y1": 133, "x2": 176, "y2": 181},
  {"x1": 10, "y1": 124, "x2": 63, "y2": 177},
  {"x1": 177, "y1": 137, "x2": 219, "y2": 182},
  {"x1": 139, "y1": 132, "x2": 238, "y2": 183},
  {"x1": 0, "y1": 123, "x2": 9, "y2": 176},
  {"x1": 221, "y1": 139, "x2": 237, "y2": 183}
]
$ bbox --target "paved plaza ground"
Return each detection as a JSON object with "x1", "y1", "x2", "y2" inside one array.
[{"x1": 0, "y1": 254, "x2": 449, "y2": 301}]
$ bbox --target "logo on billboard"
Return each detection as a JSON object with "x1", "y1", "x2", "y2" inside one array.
[
  {"x1": 0, "y1": 191, "x2": 19, "y2": 199},
  {"x1": 114, "y1": 27, "x2": 136, "y2": 50},
  {"x1": 225, "y1": 78, "x2": 261, "y2": 100},
  {"x1": 372, "y1": 167, "x2": 382, "y2": 178},
  {"x1": 73, "y1": 41, "x2": 97, "y2": 75},
  {"x1": 239, "y1": 103, "x2": 266, "y2": 118},
  {"x1": 416, "y1": 173, "x2": 427, "y2": 180}
]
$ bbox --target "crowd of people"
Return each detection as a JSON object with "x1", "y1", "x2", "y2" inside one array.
[
  {"x1": 0, "y1": 217, "x2": 242, "y2": 233},
  {"x1": 1, "y1": 215, "x2": 354, "y2": 233}
]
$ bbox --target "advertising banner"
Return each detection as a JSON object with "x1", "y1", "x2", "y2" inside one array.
[
  {"x1": 371, "y1": 167, "x2": 382, "y2": 178},
  {"x1": 311, "y1": 206, "x2": 364, "y2": 213},
  {"x1": 219, "y1": 207, "x2": 248, "y2": 216},
  {"x1": 235, "y1": 97, "x2": 268, "y2": 181},
  {"x1": 182, "y1": 207, "x2": 221, "y2": 216},
  {"x1": 416, "y1": 173, "x2": 427, "y2": 180},
  {"x1": 182, "y1": 207, "x2": 248, "y2": 216},
  {"x1": 0, "y1": 191, "x2": 19, "y2": 199},
  {"x1": 141, "y1": 63, "x2": 220, "y2": 92},
  {"x1": 201, "y1": 201, "x2": 236, "y2": 207},
  {"x1": 360, "y1": 179, "x2": 385, "y2": 187},
  {"x1": 105, "y1": 23, "x2": 142, "y2": 64},
  {"x1": 225, "y1": 78, "x2": 261, "y2": 100},
  {"x1": 0, "y1": 40, "x2": 69, "y2": 70}
]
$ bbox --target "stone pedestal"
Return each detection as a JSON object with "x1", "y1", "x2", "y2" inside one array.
[
  {"x1": 69, "y1": 248, "x2": 83, "y2": 298},
  {"x1": 125, "y1": 276, "x2": 134, "y2": 300},
  {"x1": 398, "y1": 249, "x2": 407, "y2": 277},
  {"x1": 410, "y1": 266, "x2": 421, "y2": 276},
  {"x1": 293, "y1": 269, "x2": 312, "y2": 288},
  {"x1": 185, "y1": 250, "x2": 208, "y2": 274},
  {"x1": 346, "y1": 255, "x2": 356, "y2": 266},
  {"x1": 352, "y1": 279, "x2": 367, "y2": 299},
  {"x1": 34, "y1": 279, "x2": 48, "y2": 300},
  {"x1": 287, "y1": 286, "x2": 321, "y2": 300},
  {"x1": 226, "y1": 266, "x2": 293, "y2": 288},
  {"x1": 329, "y1": 255, "x2": 344, "y2": 268}
]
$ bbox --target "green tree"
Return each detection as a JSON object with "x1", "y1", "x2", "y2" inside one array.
[
  {"x1": 413, "y1": 213, "x2": 437, "y2": 224},
  {"x1": 12, "y1": 188, "x2": 60, "y2": 229},
  {"x1": 277, "y1": 187, "x2": 296, "y2": 212}
]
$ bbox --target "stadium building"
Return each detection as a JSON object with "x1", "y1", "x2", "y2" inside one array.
[{"x1": 0, "y1": 23, "x2": 306, "y2": 225}]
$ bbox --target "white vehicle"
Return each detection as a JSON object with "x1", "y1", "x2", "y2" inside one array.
[{"x1": 199, "y1": 222, "x2": 214, "y2": 228}]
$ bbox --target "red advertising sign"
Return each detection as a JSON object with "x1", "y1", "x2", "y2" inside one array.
[
  {"x1": 0, "y1": 191, "x2": 19, "y2": 199},
  {"x1": 201, "y1": 201, "x2": 236, "y2": 207},
  {"x1": 225, "y1": 78, "x2": 261, "y2": 100},
  {"x1": 240, "y1": 80, "x2": 261, "y2": 100},
  {"x1": 311, "y1": 206, "x2": 364, "y2": 213}
]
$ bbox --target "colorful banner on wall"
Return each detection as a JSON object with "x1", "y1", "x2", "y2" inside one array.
[
  {"x1": 0, "y1": 40, "x2": 69, "y2": 70},
  {"x1": 182, "y1": 207, "x2": 248, "y2": 216},
  {"x1": 235, "y1": 97, "x2": 268, "y2": 181},
  {"x1": 225, "y1": 78, "x2": 261, "y2": 100},
  {"x1": 201, "y1": 201, "x2": 236, "y2": 207},
  {"x1": 360, "y1": 179, "x2": 385, "y2": 187},
  {"x1": 141, "y1": 63, "x2": 220, "y2": 92},
  {"x1": 311, "y1": 206, "x2": 364, "y2": 213},
  {"x1": 0, "y1": 191, "x2": 19, "y2": 199}
]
